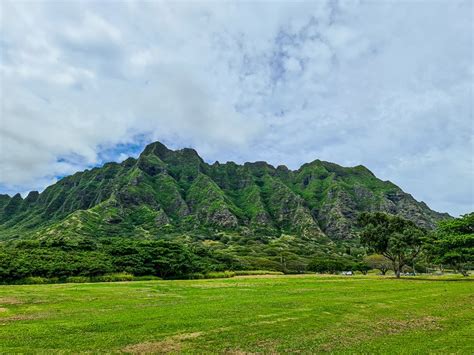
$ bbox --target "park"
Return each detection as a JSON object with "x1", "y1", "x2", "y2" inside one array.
[{"x1": 1, "y1": 274, "x2": 472, "y2": 353}]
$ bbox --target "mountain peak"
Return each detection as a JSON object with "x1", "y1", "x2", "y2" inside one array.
[
  {"x1": 0, "y1": 141, "x2": 450, "y2": 241},
  {"x1": 177, "y1": 147, "x2": 203, "y2": 161},
  {"x1": 141, "y1": 141, "x2": 171, "y2": 159}
]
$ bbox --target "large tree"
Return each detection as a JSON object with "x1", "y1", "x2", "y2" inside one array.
[
  {"x1": 363, "y1": 254, "x2": 391, "y2": 275},
  {"x1": 358, "y1": 212, "x2": 426, "y2": 278},
  {"x1": 428, "y1": 213, "x2": 473, "y2": 276}
]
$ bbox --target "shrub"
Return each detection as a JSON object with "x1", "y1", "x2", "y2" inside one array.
[
  {"x1": 65, "y1": 276, "x2": 90, "y2": 283},
  {"x1": 132, "y1": 275, "x2": 162, "y2": 281},
  {"x1": 93, "y1": 273, "x2": 134, "y2": 282},
  {"x1": 188, "y1": 273, "x2": 205, "y2": 279},
  {"x1": 205, "y1": 271, "x2": 235, "y2": 279},
  {"x1": 187, "y1": 270, "x2": 284, "y2": 279},
  {"x1": 233, "y1": 270, "x2": 283, "y2": 276},
  {"x1": 307, "y1": 257, "x2": 355, "y2": 274},
  {"x1": 19, "y1": 276, "x2": 48, "y2": 284}
]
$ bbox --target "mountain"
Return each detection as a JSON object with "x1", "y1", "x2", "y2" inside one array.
[{"x1": 0, "y1": 141, "x2": 449, "y2": 242}]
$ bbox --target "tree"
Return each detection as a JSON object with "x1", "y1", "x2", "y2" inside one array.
[
  {"x1": 363, "y1": 254, "x2": 391, "y2": 275},
  {"x1": 358, "y1": 212, "x2": 426, "y2": 278},
  {"x1": 307, "y1": 256, "x2": 354, "y2": 274},
  {"x1": 355, "y1": 261, "x2": 371, "y2": 275},
  {"x1": 150, "y1": 240, "x2": 199, "y2": 278},
  {"x1": 428, "y1": 213, "x2": 473, "y2": 276}
]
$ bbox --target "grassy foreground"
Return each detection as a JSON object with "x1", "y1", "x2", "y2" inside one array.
[{"x1": 0, "y1": 275, "x2": 473, "y2": 353}]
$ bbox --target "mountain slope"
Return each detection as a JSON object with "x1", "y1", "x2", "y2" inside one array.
[{"x1": 0, "y1": 141, "x2": 450, "y2": 241}]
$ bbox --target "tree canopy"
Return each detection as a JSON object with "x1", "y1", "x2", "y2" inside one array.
[
  {"x1": 363, "y1": 254, "x2": 391, "y2": 275},
  {"x1": 428, "y1": 213, "x2": 473, "y2": 276},
  {"x1": 358, "y1": 212, "x2": 426, "y2": 277}
]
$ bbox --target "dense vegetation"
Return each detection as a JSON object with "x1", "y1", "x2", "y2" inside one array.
[
  {"x1": 0, "y1": 275, "x2": 472, "y2": 352},
  {"x1": 358, "y1": 212, "x2": 427, "y2": 277},
  {"x1": 0, "y1": 141, "x2": 470, "y2": 283},
  {"x1": 427, "y1": 213, "x2": 474, "y2": 276},
  {"x1": 0, "y1": 232, "x2": 360, "y2": 283},
  {"x1": 1, "y1": 212, "x2": 471, "y2": 284},
  {"x1": 0, "y1": 141, "x2": 448, "y2": 242}
]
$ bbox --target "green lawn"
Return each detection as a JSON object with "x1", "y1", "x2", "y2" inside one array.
[{"x1": 0, "y1": 275, "x2": 473, "y2": 353}]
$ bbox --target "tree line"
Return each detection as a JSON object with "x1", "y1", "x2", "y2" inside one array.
[
  {"x1": 0, "y1": 212, "x2": 471, "y2": 284},
  {"x1": 358, "y1": 212, "x2": 473, "y2": 277}
]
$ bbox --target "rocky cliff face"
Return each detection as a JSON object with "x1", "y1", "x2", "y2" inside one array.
[{"x1": 0, "y1": 141, "x2": 450, "y2": 241}]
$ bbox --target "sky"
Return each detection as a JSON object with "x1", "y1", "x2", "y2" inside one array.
[{"x1": 0, "y1": 0, "x2": 473, "y2": 216}]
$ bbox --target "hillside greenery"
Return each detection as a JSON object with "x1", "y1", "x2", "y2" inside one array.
[
  {"x1": 0, "y1": 141, "x2": 467, "y2": 283},
  {"x1": 0, "y1": 141, "x2": 448, "y2": 241}
]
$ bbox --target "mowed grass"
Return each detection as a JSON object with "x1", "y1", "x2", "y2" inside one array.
[{"x1": 0, "y1": 275, "x2": 473, "y2": 353}]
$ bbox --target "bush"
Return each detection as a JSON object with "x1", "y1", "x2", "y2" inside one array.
[
  {"x1": 205, "y1": 271, "x2": 235, "y2": 279},
  {"x1": 188, "y1": 270, "x2": 284, "y2": 279},
  {"x1": 93, "y1": 273, "x2": 134, "y2": 282},
  {"x1": 307, "y1": 257, "x2": 355, "y2": 274},
  {"x1": 65, "y1": 276, "x2": 91, "y2": 283},
  {"x1": 233, "y1": 270, "x2": 284, "y2": 276},
  {"x1": 132, "y1": 275, "x2": 162, "y2": 281},
  {"x1": 18, "y1": 276, "x2": 48, "y2": 284},
  {"x1": 188, "y1": 273, "x2": 205, "y2": 279}
]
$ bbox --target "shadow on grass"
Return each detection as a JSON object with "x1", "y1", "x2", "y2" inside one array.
[{"x1": 388, "y1": 276, "x2": 473, "y2": 282}]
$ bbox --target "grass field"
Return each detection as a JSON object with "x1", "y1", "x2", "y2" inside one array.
[{"x1": 0, "y1": 275, "x2": 473, "y2": 353}]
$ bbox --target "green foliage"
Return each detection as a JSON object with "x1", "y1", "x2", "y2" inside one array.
[
  {"x1": 65, "y1": 276, "x2": 90, "y2": 283},
  {"x1": 0, "y1": 141, "x2": 452, "y2": 282},
  {"x1": 187, "y1": 270, "x2": 284, "y2": 280},
  {"x1": 363, "y1": 254, "x2": 392, "y2": 275},
  {"x1": 152, "y1": 173, "x2": 189, "y2": 219},
  {"x1": 428, "y1": 213, "x2": 473, "y2": 276},
  {"x1": 93, "y1": 273, "x2": 134, "y2": 282},
  {"x1": 233, "y1": 270, "x2": 284, "y2": 276},
  {"x1": 1, "y1": 193, "x2": 23, "y2": 221},
  {"x1": 0, "y1": 141, "x2": 447, "y2": 242},
  {"x1": 132, "y1": 275, "x2": 162, "y2": 281},
  {"x1": 0, "y1": 231, "x2": 343, "y2": 284},
  {"x1": 307, "y1": 256, "x2": 356, "y2": 274},
  {"x1": 204, "y1": 271, "x2": 236, "y2": 279},
  {"x1": 17, "y1": 276, "x2": 48, "y2": 284},
  {"x1": 358, "y1": 212, "x2": 427, "y2": 277},
  {"x1": 185, "y1": 173, "x2": 245, "y2": 229}
]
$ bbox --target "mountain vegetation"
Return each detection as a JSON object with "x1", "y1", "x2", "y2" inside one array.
[
  {"x1": 0, "y1": 141, "x2": 449, "y2": 239},
  {"x1": 0, "y1": 141, "x2": 462, "y2": 282}
]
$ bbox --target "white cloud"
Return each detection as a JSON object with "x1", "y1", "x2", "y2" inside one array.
[
  {"x1": 61, "y1": 12, "x2": 122, "y2": 45},
  {"x1": 0, "y1": 0, "x2": 472, "y2": 216},
  {"x1": 283, "y1": 57, "x2": 302, "y2": 73}
]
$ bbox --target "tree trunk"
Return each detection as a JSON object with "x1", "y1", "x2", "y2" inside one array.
[{"x1": 391, "y1": 260, "x2": 401, "y2": 278}]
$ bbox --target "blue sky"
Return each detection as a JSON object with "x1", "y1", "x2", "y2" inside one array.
[{"x1": 0, "y1": 0, "x2": 472, "y2": 216}]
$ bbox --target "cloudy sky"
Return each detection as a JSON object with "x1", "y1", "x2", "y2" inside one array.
[{"x1": 0, "y1": 0, "x2": 472, "y2": 216}]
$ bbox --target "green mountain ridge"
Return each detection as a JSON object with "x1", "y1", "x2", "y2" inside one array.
[{"x1": 0, "y1": 141, "x2": 450, "y2": 242}]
